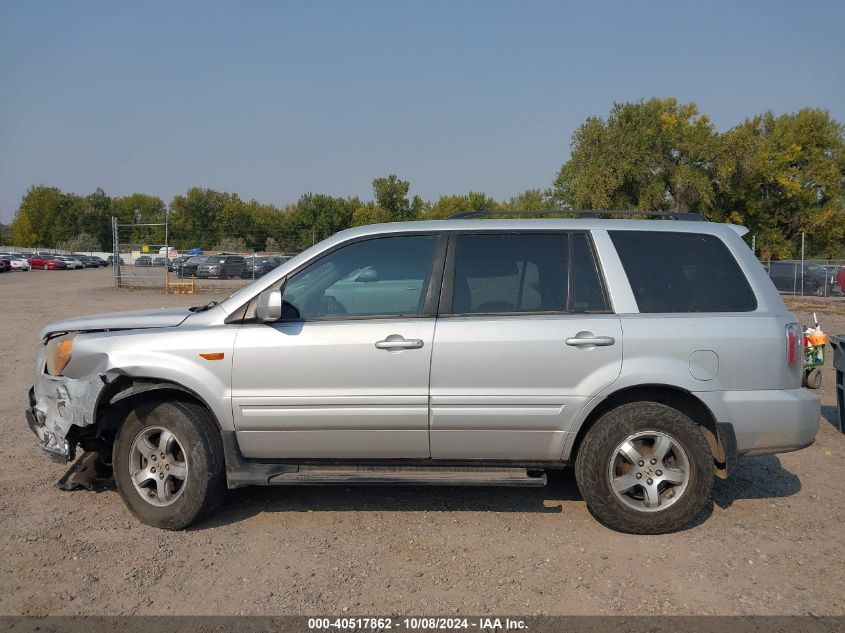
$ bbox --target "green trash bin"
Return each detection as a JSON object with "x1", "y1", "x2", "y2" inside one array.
[{"x1": 831, "y1": 334, "x2": 845, "y2": 433}]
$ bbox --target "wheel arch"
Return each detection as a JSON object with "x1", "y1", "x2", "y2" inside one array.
[
  {"x1": 568, "y1": 384, "x2": 731, "y2": 478},
  {"x1": 90, "y1": 376, "x2": 225, "y2": 442}
]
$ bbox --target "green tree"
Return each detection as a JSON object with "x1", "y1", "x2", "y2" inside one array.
[
  {"x1": 84, "y1": 187, "x2": 113, "y2": 250},
  {"x1": 215, "y1": 236, "x2": 248, "y2": 253},
  {"x1": 554, "y1": 98, "x2": 720, "y2": 213},
  {"x1": 169, "y1": 188, "x2": 235, "y2": 250},
  {"x1": 57, "y1": 232, "x2": 100, "y2": 253},
  {"x1": 716, "y1": 109, "x2": 845, "y2": 259},
  {"x1": 112, "y1": 193, "x2": 167, "y2": 247},
  {"x1": 11, "y1": 208, "x2": 38, "y2": 245},
  {"x1": 427, "y1": 192, "x2": 499, "y2": 219},
  {"x1": 290, "y1": 193, "x2": 360, "y2": 246},
  {"x1": 11, "y1": 185, "x2": 63, "y2": 246},
  {"x1": 502, "y1": 189, "x2": 556, "y2": 211},
  {"x1": 372, "y1": 174, "x2": 424, "y2": 221},
  {"x1": 352, "y1": 201, "x2": 390, "y2": 226}
]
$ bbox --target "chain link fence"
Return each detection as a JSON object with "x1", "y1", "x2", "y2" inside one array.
[
  {"x1": 111, "y1": 218, "x2": 306, "y2": 292},
  {"x1": 760, "y1": 259, "x2": 845, "y2": 299}
]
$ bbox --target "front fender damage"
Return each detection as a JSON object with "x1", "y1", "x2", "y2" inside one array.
[
  {"x1": 27, "y1": 345, "x2": 109, "y2": 462},
  {"x1": 27, "y1": 374, "x2": 106, "y2": 462}
]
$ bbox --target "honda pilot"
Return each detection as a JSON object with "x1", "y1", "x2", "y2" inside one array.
[{"x1": 26, "y1": 212, "x2": 820, "y2": 534}]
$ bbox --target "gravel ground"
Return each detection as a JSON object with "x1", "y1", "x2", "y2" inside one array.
[{"x1": 1, "y1": 267, "x2": 843, "y2": 616}]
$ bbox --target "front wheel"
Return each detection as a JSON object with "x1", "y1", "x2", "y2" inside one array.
[
  {"x1": 113, "y1": 399, "x2": 226, "y2": 529},
  {"x1": 575, "y1": 402, "x2": 713, "y2": 534}
]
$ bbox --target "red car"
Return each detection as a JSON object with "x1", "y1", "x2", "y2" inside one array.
[{"x1": 28, "y1": 254, "x2": 67, "y2": 270}]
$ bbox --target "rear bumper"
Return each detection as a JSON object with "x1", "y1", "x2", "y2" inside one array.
[{"x1": 695, "y1": 388, "x2": 820, "y2": 457}]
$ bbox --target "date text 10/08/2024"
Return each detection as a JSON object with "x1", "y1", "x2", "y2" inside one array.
[{"x1": 307, "y1": 617, "x2": 528, "y2": 630}]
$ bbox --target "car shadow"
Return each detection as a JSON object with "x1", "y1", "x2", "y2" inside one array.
[
  {"x1": 194, "y1": 459, "x2": 802, "y2": 532},
  {"x1": 663, "y1": 454, "x2": 803, "y2": 530},
  {"x1": 194, "y1": 469, "x2": 581, "y2": 530},
  {"x1": 710, "y1": 454, "x2": 801, "y2": 509},
  {"x1": 822, "y1": 405, "x2": 843, "y2": 432}
]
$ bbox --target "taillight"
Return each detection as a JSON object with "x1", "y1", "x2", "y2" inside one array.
[{"x1": 785, "y1": 323, "x2": 802, "y2": 373}]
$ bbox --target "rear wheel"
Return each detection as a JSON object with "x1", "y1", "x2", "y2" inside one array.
[
  {"x1": 113, "y1": 399, "x2": 226, "y2": 529},
  {"x1": 575, "y1": 401, "x2": 713, "y2": 534}
]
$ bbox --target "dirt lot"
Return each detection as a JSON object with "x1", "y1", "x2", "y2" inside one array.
[{"x1": 1, "y1": 267, "x2": 844, "y2": 616}]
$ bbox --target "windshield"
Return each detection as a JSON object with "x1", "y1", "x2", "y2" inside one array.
[
  {"x1": 186, "y1": 256, "x2": 208, "y2": 264},
  {"x1": 205, "y1": 257, "x2": 225, "y2": 264}
]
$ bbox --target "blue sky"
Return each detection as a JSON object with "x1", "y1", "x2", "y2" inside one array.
[{"x1": 1, "y1": 0, "x2": 843, "y2": 222}]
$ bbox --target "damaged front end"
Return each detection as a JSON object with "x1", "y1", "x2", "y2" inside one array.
[
  {"x1": 27, "y1": 342, "x2": 107, "y2": 463},
  {"x1": 27, "y1": 306, "x2": 198, "y2": 464}
]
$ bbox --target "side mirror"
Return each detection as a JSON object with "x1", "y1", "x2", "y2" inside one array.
[
  {"x1": 356, "y1": 267, "x2": 378, "y2": 283},
  {"x1": 256, "y1": 289, "x2": 282, "y2": 322}
]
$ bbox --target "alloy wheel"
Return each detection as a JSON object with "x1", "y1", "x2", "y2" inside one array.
[
  {"x1": 607, "y1": 430, "x2": 690, "y2": 512},
  {"x1": 128, "y1": 426, "x2": 189, "y2": 507}
]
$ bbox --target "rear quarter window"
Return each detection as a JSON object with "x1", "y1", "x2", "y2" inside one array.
[{"x1": 609, "y1": 231, "x2": 757, "y2": 313}]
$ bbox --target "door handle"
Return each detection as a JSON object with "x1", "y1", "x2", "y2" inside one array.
[
  {"x1": 565, "y1": 335, "x2": 615, "y2": 347},
  {"x1": 375, "y1": 336, "x2": 424, "y2": 350}
]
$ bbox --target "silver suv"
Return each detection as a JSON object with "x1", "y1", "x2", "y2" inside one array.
[{"x1": 26, "y1": 213, "x2": 820, "y2": 533}]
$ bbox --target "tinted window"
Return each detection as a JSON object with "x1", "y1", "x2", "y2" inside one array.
[
  {"x1": 609, "y1": 231, "x2": 757, "y2": 313},
  {"x1": 281, "y1": 235, "x2": 439, "y2": 319},
  {"x1": 451, "y1": 234, "x2": 568, "y2": 314},
  {"x1": 571, "y1": 233, "x2": 609, "y2": 311}
]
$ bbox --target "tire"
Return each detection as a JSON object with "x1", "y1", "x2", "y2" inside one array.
[
  {"x1": 803, "y1": 368, "x2": 823, "y2": 390},
  {"x1": 113, "y1": 398, "x2": 226, "y2": 530},
  {"x1": 575, "y1": 401, "x2": 713, "y2": 534},
  {"x1": 43, "y1": 264, "x2": 48, "y2": 270}
]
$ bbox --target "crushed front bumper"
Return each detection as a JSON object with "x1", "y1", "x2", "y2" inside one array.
[
  {"x1": 26, "y1": 346, "x2": 106, "y2": 462},
  {"x1": 27, "y1": 387, "x2": 72, "y2": 462}
]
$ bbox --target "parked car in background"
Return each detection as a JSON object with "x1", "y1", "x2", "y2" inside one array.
[
  {"x1": 167, "y1": 255, "x2": 191, "y2": 273},
  {"x1": 1, "y1": 254, "x2": 32, "y2": 271},
  {"x1": 106, "y1": 255, "x2": 124, "y2": 266},
  {"x1": 28, "y1": 254, "x2": 67, "y2": 270},
  {"x1": 767, "y1": 260, "x2": 831, "y2": 296},
  {"x1": 0, "y1": 258, "x2": 10, "y2": 272},
  {"x1": 152, "y1": 257, "x2": 167, "y2": 266},
  {"x1": 241, "y1": 255, "x2": 286, "y2": 278},
  {"x1": 135, "y1": 256, "x2": 152, "y2": 267},
  {"x1": 55, "y1": 256, "x2": 85, "y2": 270},
  {"x1": 196, "y1": 255, "x2": 246, "y2": 279},
  {"x1": 179, "y1": 255, "x2": 209, "y2": 278},
  {"x1": 185, "y1": 247, "x2": 204, "y2": 256},
  {"x1": 75, "y1": 255, "x2": 107, "y2": 268}
]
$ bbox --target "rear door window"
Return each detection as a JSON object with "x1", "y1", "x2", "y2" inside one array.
[
  {"x1": 450, "y1": 233, "x2": 568, "y2": 314},
  {"x1": 609, "y1": 231, "x2": 757, "y2": 313}
]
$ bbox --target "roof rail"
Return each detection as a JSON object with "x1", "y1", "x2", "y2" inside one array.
[{"x1": 446, "y1": 209, "x2": 708, "y2": 221}]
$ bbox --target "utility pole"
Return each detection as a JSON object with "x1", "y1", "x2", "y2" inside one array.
[
  {"x1": 800, "y1": 232, "x2": 806, "y2": 296},
  {"x1": 112, "y1": 216, "x2": 120, "y2": 288}
]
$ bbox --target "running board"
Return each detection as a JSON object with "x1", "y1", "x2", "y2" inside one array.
[{"x1": 267, "y1": 465, "x2": 547, "y2": 487}]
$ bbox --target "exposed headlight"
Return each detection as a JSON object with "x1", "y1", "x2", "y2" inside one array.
[{"x1": 46, "y1": 335, "x2": 74, "y2": 376}]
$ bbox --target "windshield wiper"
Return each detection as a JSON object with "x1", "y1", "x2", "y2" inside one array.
[{"x1": 191, "y1": 300, "x2": 219, "y2": 313}]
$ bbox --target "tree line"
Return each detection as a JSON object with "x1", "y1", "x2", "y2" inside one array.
[{"x1": 8, "y1": 97, "x2": 845, "y2": 258}]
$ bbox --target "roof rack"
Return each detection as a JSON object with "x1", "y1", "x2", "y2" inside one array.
[{"x1": 446, "y1": 209, "x2": 708, "y2": 221}]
